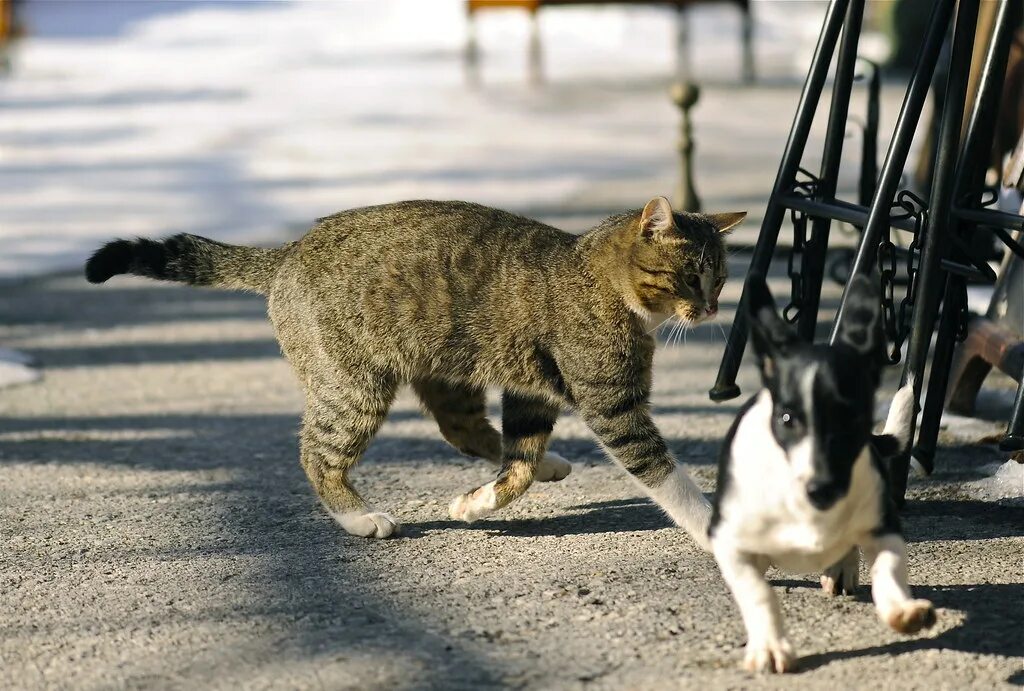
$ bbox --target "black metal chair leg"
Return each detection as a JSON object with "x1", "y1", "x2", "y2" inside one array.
[
  {"x1": 1000, "y1": 378, "x2": 1024, "y2": 452},
  {"x1": 709, "y1": 0, "x2": 850, "y2": 402},
  {"x1": 829, "y1": 0, "x2": 958, "y2": 341},
  {"x1": 889, "y1": 0, "x2": 981, "y2": 504},
  {"x1": 952, "y1": 0, "x2": 1017, "y2": 200},
  {"x1": 796, "y1": 0, "x2": 865, "y2": 342},
  {"x1": 912, "y1": 277, "x2": 965, "y2": 473}
]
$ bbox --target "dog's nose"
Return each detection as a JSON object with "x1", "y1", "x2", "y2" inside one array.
[{"x1": 806, "y1": 480, "x2": 840, "y2": 510}]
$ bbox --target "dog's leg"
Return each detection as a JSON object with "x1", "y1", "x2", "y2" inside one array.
[
  {"x1": 713, "y1": 541, "x2": 796, "y2": 673},
  {"x1": 821, "y1": 547, "x2": 860, "y2": 596},
  {"x1": 861, "y1": 533, "x2": 936, "y2": 634}
]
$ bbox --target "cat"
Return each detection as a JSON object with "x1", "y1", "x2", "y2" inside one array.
[{"x1": 85, "y1": 196, "x2": 744, "y2": 544}]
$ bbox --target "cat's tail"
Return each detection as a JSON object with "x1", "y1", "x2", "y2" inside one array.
[
  {"x1": 85, "y1": 234, "x2": 289, "y2": 295},
  {"x1": 872, "y1": 378, "x2": 917, "y2": 458}
]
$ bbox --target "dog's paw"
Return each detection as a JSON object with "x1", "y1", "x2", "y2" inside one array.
[
  {"x1": 821, "y1": 550, "x2": 859, "y2": 596},
  {"x1": 332, "y1": 511, "x2": 399, "y2": 538},
  {"x1": 885, "y1": 599, "x2": 937, "y2": 634},
  {"x1": 534, "y1": 452, "x2": 572, "y2": 482},
  {"x1": 449, "y1": 483, "x2": 498, "y2": 523},
  {"x1": 743, "y1": 638, "x2": 797, "y2": 674}
]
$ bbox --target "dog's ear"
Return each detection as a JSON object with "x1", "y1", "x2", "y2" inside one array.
[
  {"x1": 837, "y1": 274, "x2": 882, "y2": 357},
  {"x1": 746, "y1": 273, "x2": 797, "y2": 380}
]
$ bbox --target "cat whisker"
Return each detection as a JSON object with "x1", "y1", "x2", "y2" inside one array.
[
  {"x1": 715, "y1": 322, "x2": 728, "y2": 343},
  {"x1": 652, "y1": 314, "x2": 674, "y2": 334},
  {"x1": 669, "y1": 320, "x2": 684, "y2": 348},
  {"x1": 665, "y1": 320, "x2": 678, "y2": 346}
]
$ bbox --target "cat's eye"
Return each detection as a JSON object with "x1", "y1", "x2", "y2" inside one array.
[{"x1": 685, "y1": 274, "x2": 701, "y2": 290}]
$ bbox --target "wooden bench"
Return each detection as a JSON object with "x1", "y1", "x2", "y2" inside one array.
[{"x1": 465, "y1": 0, "x2": 754, "y2": 84}]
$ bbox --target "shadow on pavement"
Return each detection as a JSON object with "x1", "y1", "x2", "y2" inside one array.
[
  {"x1": 24, "y1": 339, "x2": 282, "y2": 368},
  {"x1": 797, "y1": 582, "x2": 1024, "y2": 674},
  {"x1": 405, "y1": 498, "x2": 682, "y2": 539},
  {"x1": 3, "y1": 279, "x2": 269, "y2": 328},
  {"x1": 0, "y1": 413, "x2": 505, "y2": 687}
]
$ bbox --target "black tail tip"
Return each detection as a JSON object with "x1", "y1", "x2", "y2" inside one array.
[{"x1": 85, "y1": 240, "x2": 134, "y2": 284}]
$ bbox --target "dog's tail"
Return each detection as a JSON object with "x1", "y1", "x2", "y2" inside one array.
[
  {"x1": 872, "y1": 380, "x2": 917, "y2": 458},
  {"x1": 85, "y1": 234, "x2": 289, "y2": 295}
]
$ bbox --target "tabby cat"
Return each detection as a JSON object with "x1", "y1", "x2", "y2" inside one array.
[{"x1": 85, "y1": 197, "x2": 743, "y2": 547}]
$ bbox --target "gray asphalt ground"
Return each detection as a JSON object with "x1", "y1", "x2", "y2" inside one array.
[{"x1": 2, "y1": 246, "x2": 1022, "y2": 689}]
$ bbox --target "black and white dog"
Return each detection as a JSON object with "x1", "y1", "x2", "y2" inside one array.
[{"x1": 709, "y1": 274, "x2": 936, "y2": 673}]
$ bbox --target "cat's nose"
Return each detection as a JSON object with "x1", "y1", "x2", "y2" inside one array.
[{"x1": 705, "y1": 305, "x2": 718, "y2": 316}]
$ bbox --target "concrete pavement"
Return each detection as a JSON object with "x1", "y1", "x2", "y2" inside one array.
[{"x1": 1, "y1": 258, "x2": 1021, "y2": 689}]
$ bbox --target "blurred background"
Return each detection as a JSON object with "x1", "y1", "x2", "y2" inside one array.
[{"x1": 0, "y1": 0, "x2": 916, "y2": 279}]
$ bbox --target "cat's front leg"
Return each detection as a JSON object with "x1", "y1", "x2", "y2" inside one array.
[
  {"x1": 576, "y1": 389, "x2": 711, "y2": 551},
  {"x1": 449, "y1": 391, "x2": 561, "y2": 522},
  {"x1": 861, "y1": 533, "x2": 936, "y2": 634},
  {"x1": 712, "y1": 540, "x2": 796, "y2": 673}
]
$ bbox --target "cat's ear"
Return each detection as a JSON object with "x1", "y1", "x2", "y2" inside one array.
[
  {"x1": 639, "y1": 196, "x2": 676, "y2": 239},
  {"x1": 706, "y1": 212, "x2": 747, "y2": 235}
]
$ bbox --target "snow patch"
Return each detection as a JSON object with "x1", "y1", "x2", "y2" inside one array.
[
  {"x1": 0, "y1": 348, "x2": 41, "y2": 388},
  {"x1": 963, "y1": 460, "x2": 1024, "y2": 502}
]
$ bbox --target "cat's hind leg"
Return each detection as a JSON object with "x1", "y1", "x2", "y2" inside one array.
[
  {"x1": 414, "y1": 379, "x2": 502, "y2": 462},
  {"x1": 301, "y1": 370, "x2": 399, "y2": 538},
  {"x1": 415, "y1": 379, "x2": 570, "y2": 482},
  {"x1": 449, "y1": 391, "x2": 563, "y2": 522}
]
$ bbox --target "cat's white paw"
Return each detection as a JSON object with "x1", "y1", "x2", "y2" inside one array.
[
  {"x1": 743, "y1": 638, "x2": 797, "y2": 674},
  {"x1": 883, "y1": 598, "x2": 937, "y2": 634},
  {"x1": 449, "y1": 482, "x2": 498, "y2": 523},
  {"x1": 332, "y1": 511, "x2": 399, "y2": 538},
  {"x1": 821, "y1": 549, "x2": 859, "y2": 596},
  {"x1": 534, "y1": 452, "x2": 572, "y2": 482}
]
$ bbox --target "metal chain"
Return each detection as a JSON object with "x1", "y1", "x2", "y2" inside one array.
[
  {"x1": 878, "y1": 190, "x2": 928, "y2": 363},
  {"x1": 783, "y1": 168, "x2": 819, "y2": 325},
  {"x1": 877, "y1": 232, "x2": 899, "y2": 359},
  {"x1": 784, "y1": 206, "x2": 807, "y2": 324}
]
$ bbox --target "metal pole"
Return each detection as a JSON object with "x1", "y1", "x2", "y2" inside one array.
[
  {"x1": 465, "y1": 7, "x2": 480, "y2": 87},
  {"x1": 829, "y1": 0, "x2": 959, "y2": 342},
  {"x1": 709, "y1": 0, "x2": 850, "y2": 402},
  {"x1": 953, "y1": 0, "x2": 1015, "y2": 201},
  {"x1": 741, "y1": 1, "x2": 755, "y2": 84},
  {"x1": 797, "y1": 0, "x2": 865, "y2": 342},
  {"x1": 912, "y1": 276, "x2": 963, "y2": 471},
  {"x1": 889, "y1": 0, "x2": 981, "y2": 503},
  {"x1": 1000, "y1": 377, "x2": 1024, "y2": 451},
  {"x1": 676, "y1": 5, "x2": 691, "y2": 83},
  {"x1": 906, "y1": 0, "x2": 1017, "y2": 479},
  {"x1": 528, "y1": 10, "x2": 542, "y2": 86},
  {"x1": 672, "y1": 82, "x2": 702, "y2": 212}
]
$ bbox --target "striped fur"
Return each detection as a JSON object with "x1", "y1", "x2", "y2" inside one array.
[{"x1": 86, "y1": 197, "x2": 743, "y2": 542}]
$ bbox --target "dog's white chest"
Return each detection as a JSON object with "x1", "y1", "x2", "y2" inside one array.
[{"x1": 715, "y1": 392, "x2": 884, "y2": 572}]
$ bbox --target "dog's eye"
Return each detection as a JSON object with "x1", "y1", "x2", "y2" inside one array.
[{"x1": 778, "y1": 411, "x2": 802, "y2": 431}]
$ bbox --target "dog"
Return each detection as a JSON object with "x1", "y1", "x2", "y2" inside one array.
[{"x1": 708, "y1": 273, "x2": 937, "y2": 673}]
